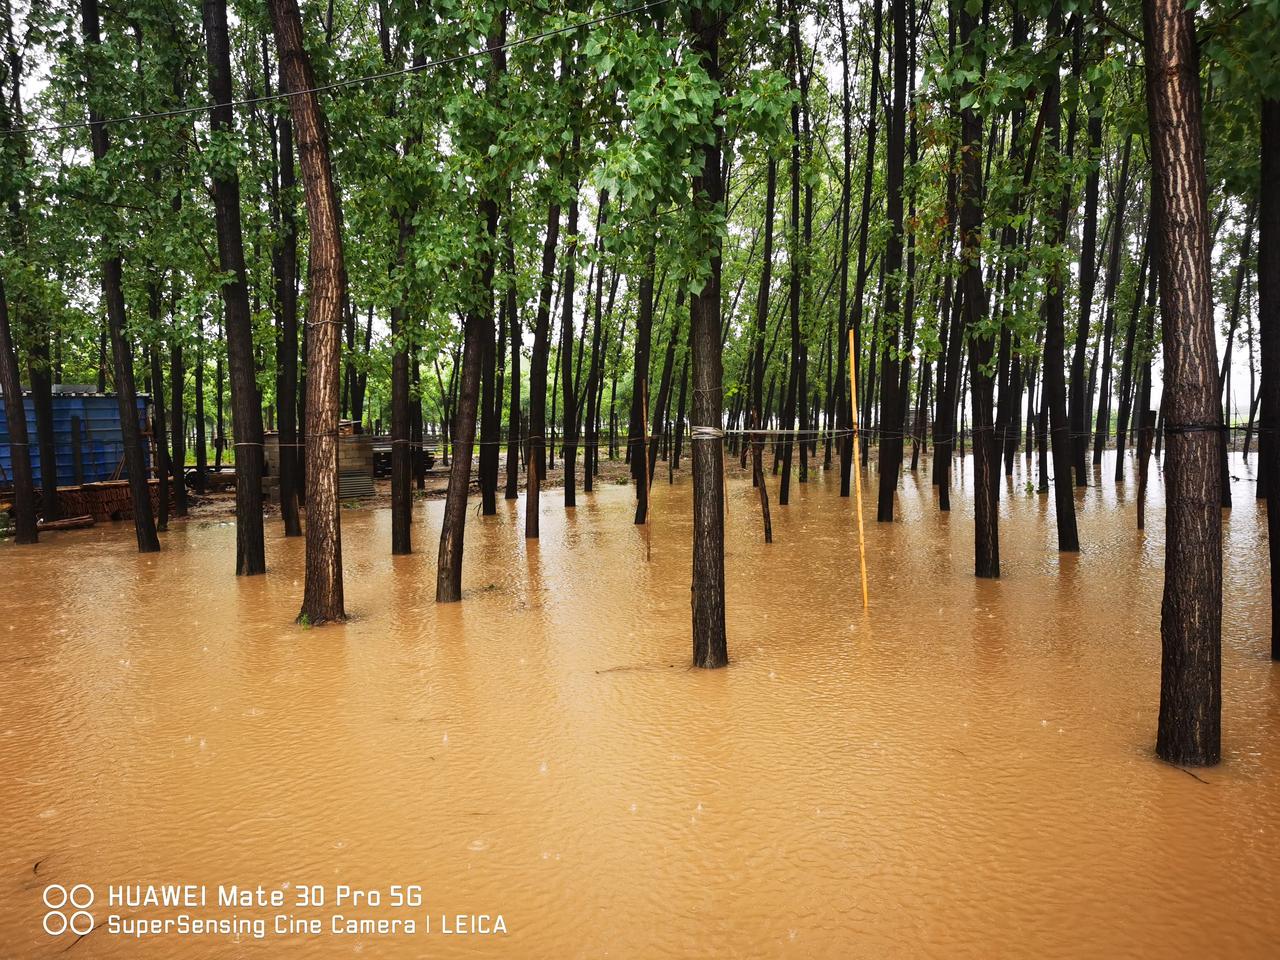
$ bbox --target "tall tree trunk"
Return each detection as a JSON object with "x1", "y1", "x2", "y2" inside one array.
[
  {"x1": 0, "y1": 277, "x2": 36, "y2": 542},
  {"x1": 411, "y1": 353, "x2": 425, "y2": 489},
  {"x1": 1258, "y1": 97, "x2": 1280, "y2": 660},
  {"x1": 0, "y1": 37, "x2": 56, "y2": 524},
  {"x1": 148, "y1": 336, "x2": 171, "y2": 532},
  {"x1": 584, "y1": 192, "x2": 609, "y2": 492},
  {"x1": 479, "y1": 93, "x2": 510, "y2": 516},
  {"x1": 793, "y1": 0, "x2": 813, "y2": 485},
  {"x1": 689, "y1": 2, "x2": 727, "y2": 669},
  {"x1": 274, "y1": 106, "x2": 301, "y2": 536},
  {"x1": 390, "y1": 214, "x2": 413, "y2": 554},
  {"x1": 631, "y1": 243, "x2": 656, "y2": 523},
  {"x1": 862, "y1": 259, "x2": 883, "y2": 454},
  {"x1": 437, "y1": 20, "x2": 503, "y2": 600},
  {"x1": 780, "y1": 29, "x2": 802, "y2": 508},
  {"x1": 752, "y1": 158, "x2": 777, "y2": 542},
  {"x1": 26, "y1": 345, "x2": 57, "y2": 521},
  {"x1": 479, "y1": 263, "x2": 500, "y2": 515},
  {"x1": 936, "y1": 260, "x2": 964, "y2": 510},
  {"x1": 898, "y1": 7, "x2": 920, "y2": 475},
  {"x1": 352, "y1": 307, "x2": 372, "y2": 427},
  {"x1": 548, "y1": 280, "x2": 561, "y2": 472},
  {"x1": 194, "y1": 311, "x2": 208, "y2": 492},
  {"x1": 1043, "y1": 0, "x2": 1079, "y2": 552},
  {"x1": 1214, "y1": 207, "x2": 1256, "y2": 510},
  {"x1": 876, "y1": 0, "x2": 908, "y2": 521},
  {"x1": 168, "y1": 310, "x2": 189, "y2": 516},
  {"x1": 832, "y1": 0, "x2": 854, "y2": 494},
  {"x1": 599, "y1": 271, "x2": 620, "y2": 468},
  {"x1": 912, "y1": 359, "x2": 929, "y2": 469},
  {"x1": 214, "y1": 319, "x2": 225, "y2": 469},
  {"x1": 1136, "y1": 213, "x2": 1160, "y2": 496},
  {"x1": 1115, "y1": 216, "x2": 1154, "y2": 481},
  {"x1": 1069, "y1": 36, "x2": 1102, "y2": 486},
  {"x1": 958, "y1": 0, "x2": 997, "y2": 578},
  {"x1": 80, "y1": 0, "x2": 159, "y2": 553},
  {"x1": 559, "y1": 164, "x2": 582, "y2": 509},
  {"x1": 526, "y1": 202, "x2": 559, "y2": 538},
  {"x1": 437, "y1": 259, "x2": 492, "y2": 599},
  {"x1": 1093, "y1": 135, "x2": 1134, "y2": 465},
  {"x1": 841, "y1": 0, "x2": 881, "y2": 498},
  {"x1": 503, "y1": 186, "x2": 522, "y2": 500},
  {"x1": 649, "y1": 296, "x2": 683, "y2": 484},
  {"x1": 270, "y1": 0, "x2": 345, "y2": 622},
  {"x1": 671, "y1": 355, "x2": 689, "y2": 476},
  {"x1": 1144, "y1": 0, "x2": 1221, "y2": 765},
  {"x1": 932, "y1": 0, "x2": 961, "y2": 499},
  {"x1": 342, "y1": 302, "x2": 354, "y2": 420},
  {"x1": 205, "y1": 0, "x2": 266, "y2": 574}
]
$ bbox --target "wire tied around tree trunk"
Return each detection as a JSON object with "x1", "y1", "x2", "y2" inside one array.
[{"x1": 1163, "y1": 422, "x2": 1227, "y2": 435}]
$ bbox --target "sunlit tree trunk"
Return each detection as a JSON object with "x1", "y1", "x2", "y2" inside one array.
[
  {"x1": 1144, "y1": 0, "x2": 1221, "y2": 765},
  {"x1": 270, "y1": 0, "x2": 345, "y2": 622}
]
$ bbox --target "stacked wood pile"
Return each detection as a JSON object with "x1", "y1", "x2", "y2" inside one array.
[{"x1": 56, "y1": 479, "x2": 168, "y2": 522}]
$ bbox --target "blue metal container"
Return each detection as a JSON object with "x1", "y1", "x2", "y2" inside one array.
[{"x1": 0, "y1": 391, "x2": 152, "y2": 487}]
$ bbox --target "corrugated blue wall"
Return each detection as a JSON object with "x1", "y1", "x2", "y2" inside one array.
[{"x1": 0, "y1": 394, "x2": 151, "y2": 487}]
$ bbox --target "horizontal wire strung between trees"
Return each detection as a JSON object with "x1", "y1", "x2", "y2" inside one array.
[
  {"x1": 0, "y1": 0, "x2": 669, "y2": 137},
  {"x1": 115, "y1": 423, "x2": 1232, "y2": 455},
  {"x1": 253, "y1": 426, "x2": 1141, "y2": 450}
]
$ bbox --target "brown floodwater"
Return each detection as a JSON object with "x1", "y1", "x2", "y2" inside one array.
[{"x1": 1, "y1": 451, "x2": 1277, "y2": 958}]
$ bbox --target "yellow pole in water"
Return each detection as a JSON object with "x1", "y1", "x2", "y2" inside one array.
[{"x1": 848, "y1": 329, "x2": 869, "y2": 611}]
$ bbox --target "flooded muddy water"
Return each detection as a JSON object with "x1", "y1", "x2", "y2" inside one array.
[{"x1": 1, "y1": 451, "x2": 1277, "y2": 958}]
